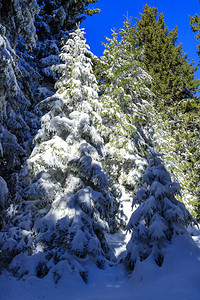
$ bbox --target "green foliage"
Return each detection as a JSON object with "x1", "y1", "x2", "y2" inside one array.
[
  {"x1": 153, "y1": 97, "x2": 200, "y2": 219},
  {"x1": 85, "y1": 8, "x2": 101, "y2": 16},
  {"x1": 94, "y1": 17, "x2": 155, "y2": 201},
  {"x1": 171, "y1": 99, "x2": 200, "y2": 218},
  {"x1": 133, "y1": 5, "x2": 200, "y2": 219},
  {"x1": 135, "y1": 4, "x2": 200, "y2": 105},
  {"x1": 190, "y1": 12, "x2": 200, "y2": 59},
  {"x1": 98, "y1": 17, "x2": 152, "y2": 140},
  {"x1": 94, "y1": 16, "x2": 151, "y2": 96}
]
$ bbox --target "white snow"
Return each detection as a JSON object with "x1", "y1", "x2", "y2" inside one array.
[
  {"x1": 1, "y1": 196, "x2": 200, "y2": 300},
  {"x1": 1, "y1": 230, "x2": 200, "y2": 300},
  {"x1": 0, "y1": 176, "x2": 8, "y2": 208}
]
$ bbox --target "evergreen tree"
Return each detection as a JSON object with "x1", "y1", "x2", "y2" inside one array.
[
  {"x1": 0, "y1": 0, "x2": 101, "y2": 227},
  {"x1": 36, "y1": 0, "x2": 100, "y2": 41},
  {"x1": 190, "y1": 9, "x2": 200, "y2": 60},
  {"x1": 0, "y1": 24, "x2": 39, "y2": 187},
  {"x1": 135, "y1": 5, "x2": 200, "y2": 219},
  {"x1": 0, "y1": 0, "x2": 39, "y2": 49},
  {"x1": 0, "y1": 1, "x2": 199, "y2": 285},
  {"x1": 125, "y1": 156, "x2": 196, "y2": 270},
  {"x1": 33, "y1": 0, "x2": 100, "y2": 104},
  {"x1": 0, "y1": 27, "x2": 116, "y2": 281},
  {"x1": 154, "y1": 98, "x2": 200, "y2": 220},
  {"x1": 0, "y1": 25, "x2": 19, "y2": 121},
  {"x1": 94, "y1": 18, "x2": 155, "y2": 226},
  {"x1": 135, "y1": 5, "x2": 199, "y2": 106}
]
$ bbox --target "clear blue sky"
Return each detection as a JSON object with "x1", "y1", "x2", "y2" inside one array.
[{"x1": 83, "y1": 0, "x2": 200, "y2": 79}]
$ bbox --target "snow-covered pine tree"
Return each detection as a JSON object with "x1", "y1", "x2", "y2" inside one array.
[
  {"x1": 125, "y1": 155, "x2": 196, "y2": 270},
  {"x1": 0, "y1": 23, "x2": 40, "y2": 188},
  {"x1": 0, "y1": 0, "x2": 39, "y2": 50},
  {"x1": 0, "y1": 0, "x2": 41, "y2": 173},
  {"x1": 0, "y1": 0, "x2": 101, "y2": 220},
  {"x1": 134, "y1": 5, "x2": 200, "y2": 219},
  {"x1": 95, "y1": 18, "x2": 154, "y2": 225},
  {"x1": 0, "y1": 24, "x2": 19, "y2": 122},
  {"x1": 0, "y1": 26, "x2": 117, "y2": 282},
  {"x1": 152, "y1": 110, "x2": 200, "y2": 218},
  {"x1": 34, "y1": 0, "x2": 100, "y2": 90},
  {"x1": 36, "y1": 0, "x2": 100, "y2": 41}
]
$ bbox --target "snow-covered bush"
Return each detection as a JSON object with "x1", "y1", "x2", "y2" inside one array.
[{"x1": 125, "y1": 156, "x2": 196, "y2": 270}]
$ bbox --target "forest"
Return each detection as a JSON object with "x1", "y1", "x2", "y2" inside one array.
[{"x1": 0, "y1": 1, "x2": 200, "y2": 299}]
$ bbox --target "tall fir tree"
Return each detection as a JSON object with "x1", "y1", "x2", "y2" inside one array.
[
  {"x1": 153, "y1": 96, "x2": 200, "y2": 219},
  {"x1": 135, "y1": 5, "x2": 200, "y2": 220},
  {"x1": 93, "y1": 18, "x2": 155, "y2": 226},
  {"x1": 189, "y1": 6, "x2": 200, "y2": 218},
  {"x1": 0, "y1": 27, "x2": 117, "y2": 281},
  {"x1": 135, "y1": 4, "x2": 199, "y2": 107},
  {"x1": 0, "y1": 23, "x2": 40, "y2": 192},
  {"x1": 190, "y1": 5, "x2": 200, "y2": 61},
  {"x1": 0, "y1": 0, "x2": 101, "y2": 232}
]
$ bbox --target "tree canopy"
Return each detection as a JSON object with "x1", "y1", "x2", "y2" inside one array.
[{"x1": 135, "y1": 5, "x2": 199, "y2": 106}]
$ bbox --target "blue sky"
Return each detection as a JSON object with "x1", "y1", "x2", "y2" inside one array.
[{"x1": 83, "y1": 0, "x2": 200, "y2": 78}]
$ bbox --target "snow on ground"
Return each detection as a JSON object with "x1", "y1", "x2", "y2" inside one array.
[{"x1": 1, "y1": 228, "x2": 200, "y2": 300}]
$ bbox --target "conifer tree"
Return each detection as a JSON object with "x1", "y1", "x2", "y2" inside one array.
[
  {"x1": 0, "y1": 24, "x2": 38, "y2": 186},
  {"x1": 135, "y1": 5, "x2": 200, "y2": 219},
  {"x1": 190, "y1": 9, "x2": 200, "y2": 60},
  {"x1": 154, "y1": 98, "x2": 200, "y2": 220},
  {"x1": 34, "y1": 0, "x2": 100, "y2": 105},
  {"x1": 0, "y1": 27, "x2": 116, "y2": 281},
  {"x1": 36, "y1": 0, "x2": 100, "y2": 41},
  {"x1": 94, "y1": 18, "x2": 155, "y2": 226},
  {"x1": 0, "y1": 0, "x2": 101, "y2": 215},
  {"x1": 125, "y1": 156, "x2": 196, "y2": 270},
  {"x1": 135, "y1": 5, "x2": 199, "y2": 106},
  {"x1": 0, "y1": 0, "x2": 39, "y2": 49}
]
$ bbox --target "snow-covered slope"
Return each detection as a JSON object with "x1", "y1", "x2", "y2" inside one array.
[{"x1": 1, "y1": 229, "x2": 200, "y2": 300}]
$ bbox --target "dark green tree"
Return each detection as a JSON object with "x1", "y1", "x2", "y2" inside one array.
[
  {"x1": 135, "y1": 5, "x2": 199, "y2": 107},
  {"x1": 133, "y1": 5, "x2": 200, "y2": 220},
  {"x1": 190, "y1": 1, "x2": 200, "y2": 60}
]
